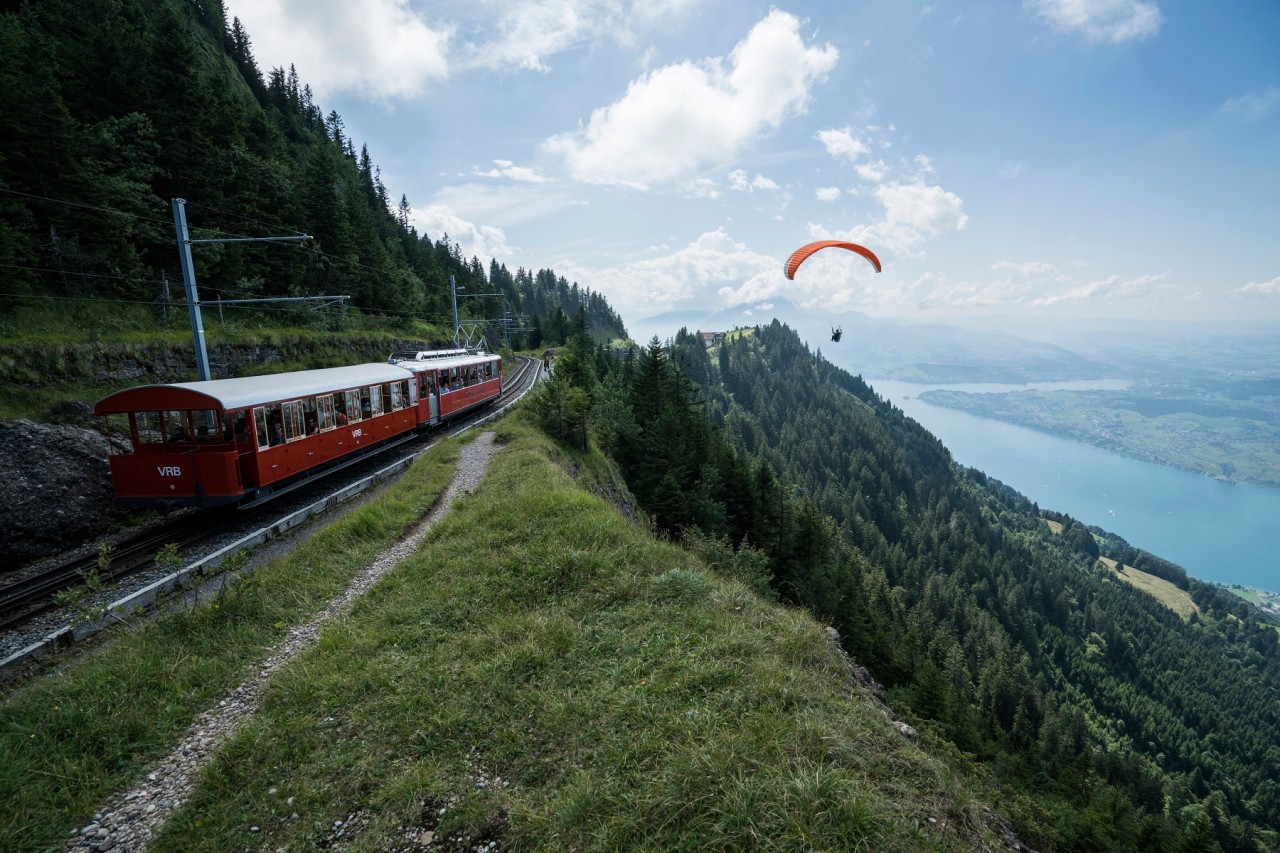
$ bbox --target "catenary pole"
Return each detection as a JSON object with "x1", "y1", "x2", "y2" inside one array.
[{"x1": 171, "y1": 197, "x2": 312, "y2": 381}]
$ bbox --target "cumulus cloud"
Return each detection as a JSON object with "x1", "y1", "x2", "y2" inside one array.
[
  {"x1": 472, "y1": 160, "x2": 550, "y2": 183},
  {"x1": 408, "y1": 203, "x2": 513, "y2": 260},
  {"x1": 1024, "y1": 0, "x2": 1163, "y2": 43},
  {"x1": 543, "y1": 10, "x2": 838, "y2": 187},
  {"x1": 229, "y1": 0, "x2": 452, "y2": 99},
  {"x1": 816, "y1": 127, "x2": 870, "y2": 161},
  {"x1": 558, "y1": 228, "x2": 778, "y2": 317},
  {"x1": 848, "y1": 179, "x2": 968, "y2": 255},
  {"x1": 816, "y1": 186, "x2": 841, "y2": 202},
  {"x1": 1236, "y1": 276, "x2": 1280, "y2": 296},
  {"x1": 854, "y1": 159, "x2": 891, "y2": 182},
  {"x1": 728, "y1": 170, "x2": 781, "y2": 192}
]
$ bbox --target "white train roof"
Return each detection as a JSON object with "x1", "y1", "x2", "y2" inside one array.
[
  {"x1": 94, "y1": 363, "x2": 416, "y2": 414},
  {"x1": 393, "y1": 352, "x2": 501, "y2": 373}
]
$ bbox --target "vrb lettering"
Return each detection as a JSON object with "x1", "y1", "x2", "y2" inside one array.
[{"x1": 156, "y1": 466, "x2": 182, "y2": 477}]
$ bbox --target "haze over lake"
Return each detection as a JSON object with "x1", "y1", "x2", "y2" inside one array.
[{"x1": 870, "y1": 380, "x2": 1280, "y2": 593}]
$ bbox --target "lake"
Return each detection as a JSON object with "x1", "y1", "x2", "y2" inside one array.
[{"x1": 868, "y1": 379, "x2": 1280, "y2": 593}]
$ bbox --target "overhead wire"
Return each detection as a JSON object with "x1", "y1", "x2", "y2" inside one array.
[{"x1": 1, "y1": 186, "x2": 517, "y2": 324}]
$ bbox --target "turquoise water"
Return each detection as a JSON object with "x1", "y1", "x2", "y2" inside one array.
[{"x1": 870, "y1": 380, "x2": 1280, "y2": 592}]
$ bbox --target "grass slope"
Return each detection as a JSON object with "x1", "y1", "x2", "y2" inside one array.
[
  {"x1": 3, "y1": 416, "x2": 1006, "y2": 851},
  {"x1": 1098, "y1": 556, "x2": 1200, "y2": 620}
]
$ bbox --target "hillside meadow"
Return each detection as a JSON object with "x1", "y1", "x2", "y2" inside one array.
[{"x1": 1, "y1": 416, "x2": 1005, "y2": 852}]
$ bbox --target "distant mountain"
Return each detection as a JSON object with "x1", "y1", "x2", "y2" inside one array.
[{"x1": 633, "y1": 300, "x2": 1108, "y2": 382}]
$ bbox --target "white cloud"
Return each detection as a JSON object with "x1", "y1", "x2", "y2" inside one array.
[
  {"x1": 461, "y1": 1, "x2": 614, "y2": 73},
  {"x1": 816, "y1": 127, "x2": 870, "y2": 161},
  {"x1": 1219, "y1": 87, "x2": 1280, "y2": 123},
  {"x1": 1031, "y1": 271, "x2": 1170, "y2": 306},
  {"x1": 1236, "y1": 276, "x2": 1280, "y2": 296},
  {"x1": 816, "y1": 186, "x2": 841, "y2": 202},
  {"x1": 472, "y1": 160, "x2": 550, "y2": 183},
  {"x1": 679, "y1": 178, "x2": 722, "y2": 199},
  {"x1": 854, "y1": 159, "x2": 891, "y2": 182},
  {"x1": 846, "y1": 179, "x2": 968, "y2": 255},
  {"x1": 559, "y1": 228, "x2": 778, "y2": 317},
  {"x1": 455, "y1": 0, "x2": 709, "y2": 73},
  {"x1": 1024, "y1": 0, "x2": 1163, "y2": 43},
  {"x1": 409, "y1": 203, "x2": 513, "y2": 260},
  {"x1": 543, "y1": 10, "x2": 838, "y2": 187},
  {"x1": 229, "y1": 0, "x2": 452, "y2": 99},
  {"x1": 729, "y1": 170, "x2": 781, "y2": 192}
]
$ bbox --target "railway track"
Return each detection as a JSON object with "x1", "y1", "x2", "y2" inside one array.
[{"x1": 0, "y1": 356, "x2": 540, "y2": 652}]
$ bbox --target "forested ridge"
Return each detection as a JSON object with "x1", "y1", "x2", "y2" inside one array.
[
  {"x1": 534, "y1": 322, "x2": 1280, "y2": 851},
  {"x1": 0, "y1": 0, "x2": 624, "y2": 346}
]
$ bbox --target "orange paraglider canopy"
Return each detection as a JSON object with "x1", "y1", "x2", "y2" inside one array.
[{"x1": 784, "y1": 240, "x2": 882, "y2": 279}]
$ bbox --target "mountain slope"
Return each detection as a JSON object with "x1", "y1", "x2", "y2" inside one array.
[{"x1": 661, "y1": 322, "x2": 1280, "y2": 851}]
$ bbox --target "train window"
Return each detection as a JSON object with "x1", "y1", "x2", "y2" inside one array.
[
  {"x1": 438, "y1": 369, "x2": 449, "y2": 393},
  {"x1": 279, "y1": 400, "x2": 300, "y2": 441},
  {"x1": 103, "y1": 413, "x2": 133, "y2": 453},
  {"x1": 229, "y1": 411, "x2": 250, "y2": 444},
  {"x1": 380, "y1": 383, "x2": 392, "y2": 413},
  {"x1": 450, "y1": 367, "x2": 460, "y2": 391},
  {"x1": 367, "y1": 385, "x2": 383, "y2": 417},
  {"x1": 400, "y1": 379, "x2": 412, "y2": 406},
  {"x1": 389, "y1": 381, "x2": 404, "y2": 410},
  {"x1": 195, "y1": 410, "x2": 219, "y2": 442},
  {"x1": 345, "y1": 390, "x2": 362, "y2": 422},
  {"x1": 317, "y1": 394, "x2": 335, "y2": 431},
  {"x1": 300, "y1": 398, "x2": 318, "y2": 436},
  {"x1": 254, "y1": 407, "x2": 270, "y2": 449},
  {"x1": 164, "y1": 411, "x2": 191, "y2": 444},
  {"x1": 136, "y1": 411, "x2": 164, "y2": 445}
]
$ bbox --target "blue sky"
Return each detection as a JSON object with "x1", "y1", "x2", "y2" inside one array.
[{"x1": 230, "y1": 0, "x2": 1280, "y2": 335}]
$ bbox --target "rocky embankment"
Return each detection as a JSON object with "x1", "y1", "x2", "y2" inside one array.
[{"x1": 0, "y1": 418, "x2": 129, "y2": 571}]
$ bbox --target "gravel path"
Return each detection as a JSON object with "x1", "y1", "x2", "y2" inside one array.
[{"x1": 67, "y1": 432, "x2": 501, "y2": 852}]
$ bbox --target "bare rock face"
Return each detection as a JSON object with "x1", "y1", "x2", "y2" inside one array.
[{"x1": 0, "y1": 419, "x2": 130, "y2": 572}]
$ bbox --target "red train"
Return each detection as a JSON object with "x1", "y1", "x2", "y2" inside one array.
[{"x1": 92, "y1": 349, "x2": 503, "y2": 512}]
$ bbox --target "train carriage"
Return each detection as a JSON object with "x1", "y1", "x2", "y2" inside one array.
[
  {"x1": 94, "y1": 350, "x2": 505, "y2": 512},
  {"x1": 390, "y1": 349, "x2": 503, "y2": 427},
  {"x1": 93, "y1": 363, "x2": 421, "y2": 511}
]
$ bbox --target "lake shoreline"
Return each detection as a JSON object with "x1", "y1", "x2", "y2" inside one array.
[{"x1": 869, "y1": 379, "x2": 1280, "y2": 594}]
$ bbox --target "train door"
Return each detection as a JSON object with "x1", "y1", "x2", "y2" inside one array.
[{"x1": 419, "y1": 370, "x2": 439, "y2": 424}]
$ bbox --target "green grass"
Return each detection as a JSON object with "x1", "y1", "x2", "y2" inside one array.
[
  {"x1": 1099, "y1": 556, "x2": 1200, "y2": 620},
  {"x1": 3, "y1": 417, "x2": 1001, "y2": 851},
  {"x1": 0, "y1": 435, "x2": 465, "y2": 852}
]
